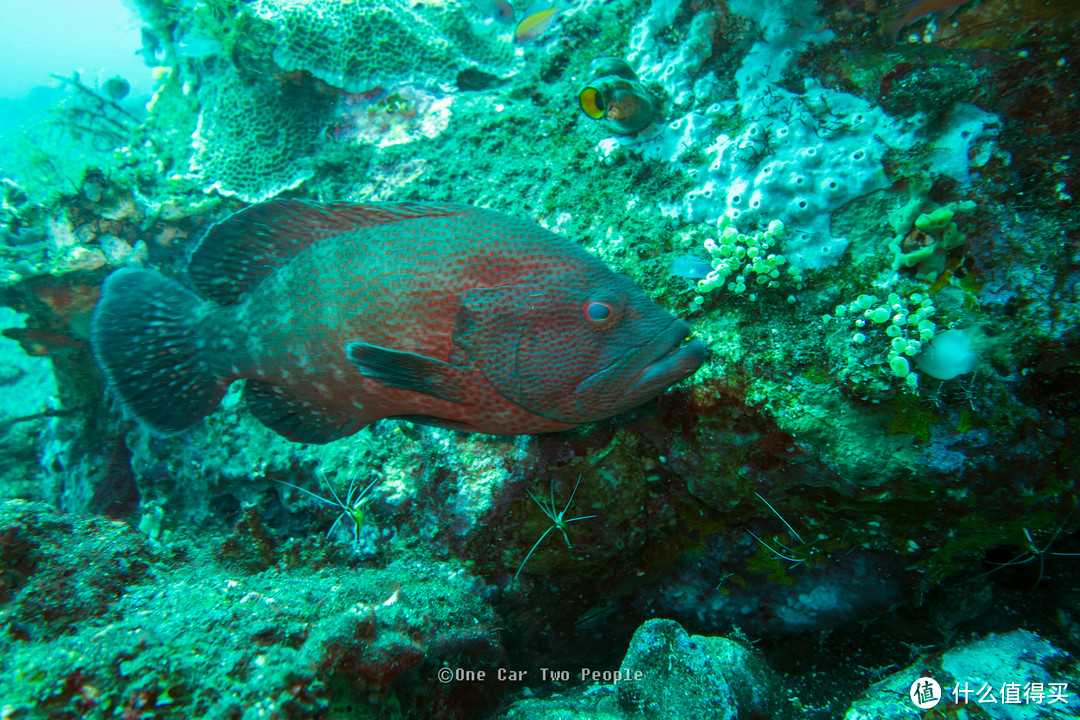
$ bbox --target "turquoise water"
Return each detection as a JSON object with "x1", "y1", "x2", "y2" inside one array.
[{"x1": 1, "y1": 0, "x2": 1078, "y2": 717}]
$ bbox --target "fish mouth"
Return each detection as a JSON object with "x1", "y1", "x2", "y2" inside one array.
[
  {"x1": 539, "y1": 317, "x2": 708, "y2": 424},
  {"x1": 622, "y1": 320, "x2": 709, "y2": 404}
]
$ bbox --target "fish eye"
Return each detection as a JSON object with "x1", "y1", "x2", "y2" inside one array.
[
  {"x1": 579, "y1": 86, "x2": 607, "y2": 120},
  {"x1": 584, "y1": 301, "x2": 614, "y2": 326}
]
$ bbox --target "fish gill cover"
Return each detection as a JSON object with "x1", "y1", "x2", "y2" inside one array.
[{"x1": 1, "y1": 0, "x2": 1080, "y2": 718}]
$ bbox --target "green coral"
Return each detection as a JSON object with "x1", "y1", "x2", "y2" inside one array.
[
  {"x1": 251, "y1": 0, "x2": 521, "y2": 92},
  {"x1": 823, "y1": 290, "x2": 938, "y2": 391},
  {"x1": 890, "y1": 199, "x2": 976, "y2": 280},
  {"x1": 685, "y1": 214, "x2": 805, "y2": 314}
]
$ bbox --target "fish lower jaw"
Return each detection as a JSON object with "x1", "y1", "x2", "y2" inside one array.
[{"x1": 630, "y1": 336, "x2": 709, "y2": 397}]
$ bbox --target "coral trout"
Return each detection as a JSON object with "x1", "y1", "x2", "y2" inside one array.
[{"x1": 91, "y1": 201, "x2": 707, "y2": 443}]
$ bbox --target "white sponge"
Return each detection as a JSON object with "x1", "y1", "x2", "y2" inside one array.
[{"x1": 916, "y1": 329, "x2": 977, "y2": 380}]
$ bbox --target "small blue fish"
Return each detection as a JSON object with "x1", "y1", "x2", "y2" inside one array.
[
  {"x1": 671, "y1": 254, "x2": 713, "y2": 280},
  {"x1": 103, "y1": 76, "x2": 130, "y2": 101},
  {"x1": 474, "y1": 0, "x2": 515, "y2": 24}
]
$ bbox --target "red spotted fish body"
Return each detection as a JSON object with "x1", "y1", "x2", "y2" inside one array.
[{"x1": 91, "y1": 200, "x2": 707, "y2": 443}]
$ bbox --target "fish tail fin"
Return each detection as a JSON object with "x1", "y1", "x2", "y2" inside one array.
[{"x1": 91, "y1": 267, "x2": 228, "y2": 435}]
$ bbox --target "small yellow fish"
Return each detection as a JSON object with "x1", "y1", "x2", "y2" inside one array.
[{"x1": 514, "y1": 2, "x2": 563, "y2": 43}]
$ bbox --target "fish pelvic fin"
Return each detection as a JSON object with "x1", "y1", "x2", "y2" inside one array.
[
  {"x1": 188, "y1": 199, "x2": 465, "y2": 305},
  {"x1": 91, "y1": 268, "x2": 228, "y2": 435}
]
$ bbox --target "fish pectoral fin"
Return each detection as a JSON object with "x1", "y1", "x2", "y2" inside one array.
[
  {"x1": 244, "y1": 380, "x2": 359, "y2": 444},
  {"x1": 346, "y1": 342, "x2": 472, "y2": 406}
]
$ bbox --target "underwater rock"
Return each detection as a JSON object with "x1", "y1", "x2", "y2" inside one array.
[
  {"x1": 495, "y1": 618, "x2": 778, "y2": 719},
  {"x1": 845, "y1": 629, "x2": 1080, "y2": 719},
  {"x1": 0, "y1": 500, "x2": 157, "y2": 642},
  {"x1": 617, "y1": 618, "x2": 778, "y2": 719},
  {"x1": 644, "y1": 540, "x2": 909, "y2": 635}
]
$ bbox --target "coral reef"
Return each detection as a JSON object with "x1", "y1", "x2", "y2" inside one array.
[
  {"x1": 0, "y1": 501, "x2": 504, "y2": 719},
  {"x1": 189, "y1": 65, "x2": 336, "y2": 202},
  {"x1": 252, "y1": 0, "x2": 521, "y2": 92},
  {"x1": 846, "y1": 630, "x2": 1080, "y2": 719},
  {"x1": 0, "y1": 0, "x2": 1078, "y2": 717}
]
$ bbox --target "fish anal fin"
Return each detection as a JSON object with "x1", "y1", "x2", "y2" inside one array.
[
  {"x1": 188, "y1": 199, "x2": 464, "y2": 305},
  {"x1": 244, "y1": 380, "x2": 358, "y2": 444},
  {"x1": 346, "y1": 342, "x2": 472, "y2": 406}
]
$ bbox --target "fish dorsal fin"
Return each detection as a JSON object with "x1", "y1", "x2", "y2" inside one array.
[{"x1": 188, "y1": 199, "x2": 461, "y2": 304}]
